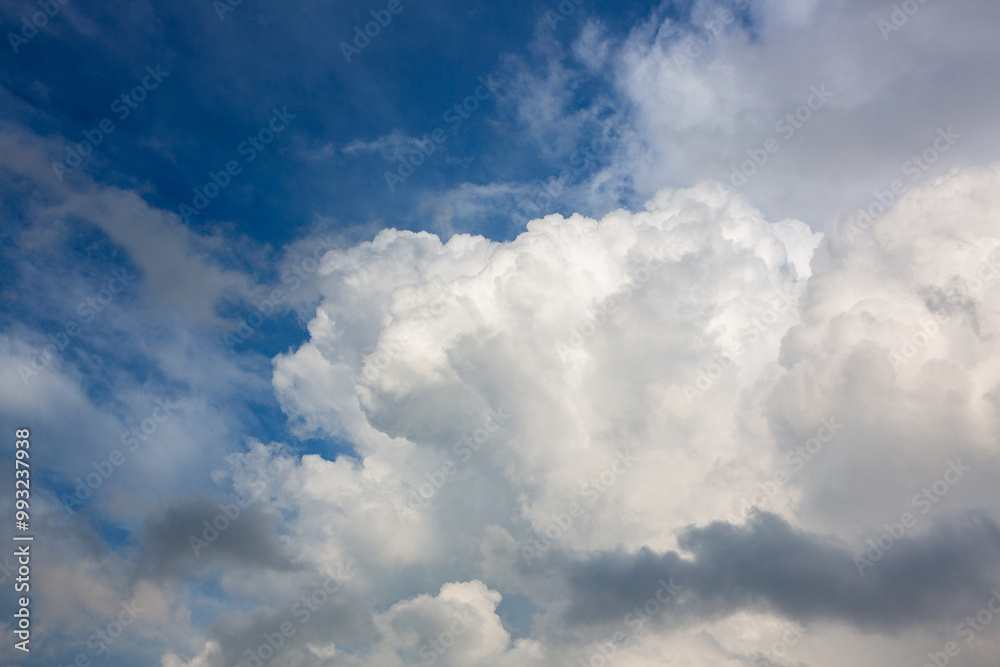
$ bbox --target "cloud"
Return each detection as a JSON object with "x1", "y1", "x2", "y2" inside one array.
[
  {"x1": 250, "y1": 162, "x2": 1000, "y2": 666},
  {"x1": 162, "y1": 579, "x2": 541, "y2": 667},
  {"x1": 4, "y1": 139, "x2": 990, "y2": 667},
  {"x1": 272, "y1": 181, "x2": 805, "y2": 562},
  {"x1": 553, "y1": 511, "x2": 1000, "y2": 632},
  {"x1": 0, "y1": 129, "x2": 254, "y2": 326},
  {"x1": 6, "y1": 3, "x2": 1000, "y2": 665},
  {"x1": 465, "y1": 0, "x2": 1000, "y2": 227},
  {"x1": 341, "y1": 128, "x2": 423, "y2": 159},
  {"x1": 135, "y1": 497, "x2": 298, "y2": 582},
  {"x1": 161, "y1": 576, "x2": 379, "y2": 667}
]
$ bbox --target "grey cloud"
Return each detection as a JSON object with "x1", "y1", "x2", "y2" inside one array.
[
  {"x1": 135, "y1": 497, "x2": 298, "y2": 582},
  {"x1": 554, "y1": 511, "x2": 1000, "y2": 632},
  {"x1": 202, "y1": 576, "x2": 381, "y2": 667}
]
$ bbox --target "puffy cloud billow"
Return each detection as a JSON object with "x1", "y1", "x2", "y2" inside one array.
[
  {"x1": 165, "y1": 164, "x2": 999, "y2": 666},
  {"x1": 2, "y1": 1, "x2": 999, "y2": 666}
]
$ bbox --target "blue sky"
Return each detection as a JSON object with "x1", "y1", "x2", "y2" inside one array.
[
  {"x1": 2, "y1": 0, "x2": 665, "y2": 246},
  {"x1": 3, "y1": 1, "x2": 1000, "y2": 666}
]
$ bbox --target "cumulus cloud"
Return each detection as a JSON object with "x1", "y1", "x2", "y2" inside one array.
[
  {"x1": 608, "y1": 0, "x2": 1000, "y2": 221},
  {"x1": 463, "y1": 0, "x2": 1000, "y2": 227},
  {"x1": 6, "y1": 3, "x2": 1000, "y2": 666},
  {"x1": 550, "y1": 511, "x2": 1000, "y2": 631},
  {"x1": 273, "y1": 181, "x2": 803, "y2": 561},
  {"x1": 135, "y1": 498, "x2": 298, "y2": 582},
  {"x1": 228, "y1": 162, "x2": 1000, "y2": 666},
  {"x1": 6, "y1": 120, "x2": 983, "y2": 664}
]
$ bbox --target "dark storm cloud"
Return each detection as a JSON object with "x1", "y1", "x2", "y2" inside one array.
[
  {"x1": 204, "y1": 575, "x2": 381, "y2": 667},
  {"x1": 135, "y1": 497, "x2": 298, "y2": 581},
  {"x1": 555, "y1": 511, "x2": 1000, "y2": 631}
]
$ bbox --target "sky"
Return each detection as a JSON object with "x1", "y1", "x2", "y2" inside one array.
[{"x1": 1, "y1": 0, "x2": 999, "y2": 666}]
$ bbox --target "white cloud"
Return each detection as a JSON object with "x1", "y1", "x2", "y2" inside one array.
[
  {"x1": 614, "y1": 0, "x2": 1000, "y2": 224},
  {"x1": 460, "y1": 0, "x2": 1000, "y2": 228},
  {"x1": 236, "y1": 162, "x2": 1000, "y2": 667},
  {"x1": 6, "y1": 3, "x2": 1000, "y2": 665},
  {"x1": 273, "y1": 181, "x2": 804, "y2": 561}
]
